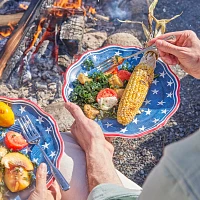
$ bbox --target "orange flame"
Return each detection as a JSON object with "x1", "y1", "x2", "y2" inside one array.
[
  {"x1": 25, "y1": 18, "x2": 46, "y2": 54},
  {"x1": 54, "y1": 0, "x2": 82, "y2": 9},
  {"x1": 19, "y1": 3, "x2": 28, "y2": 10},
  {"x1": 0, "y1": 23, "x2": 15, "y2": 39},
  {"x1": 88, "y1": 7, "x2": 96, "y2": 15}
]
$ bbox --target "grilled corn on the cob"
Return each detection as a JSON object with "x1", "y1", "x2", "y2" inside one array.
[{"x1": 117, "y1": 51, "x2": 158, "y2": 125}]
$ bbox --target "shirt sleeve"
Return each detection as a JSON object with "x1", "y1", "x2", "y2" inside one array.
[{"x1": 87, "y1": 183, "x2": 141, "y2": 200}]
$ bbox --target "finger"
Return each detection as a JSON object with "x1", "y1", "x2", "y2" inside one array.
[
  {"x1": 155, "y1": 40, "x2": 183, "y2": 58},
  {"x1": 147, "y1": 31, "x2": 186, "y2": 46},
  {"x1": 65, "y1": 102, "x2": 86, "y2": 122},
  {"x1": 49, "y1": 181, "x2": 62, "y2": 200},
  {"x1": 160, "y1": 55, "x2": 178, "y2": 65},
  {"x1": 35, "y1": 163, "x2": 47, "y2": 193}
]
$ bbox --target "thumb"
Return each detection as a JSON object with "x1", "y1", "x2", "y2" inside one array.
[
  {"x1": 156, "y1": 40, "x2": 182, "y2": 57},
  {"x1": 35, "y1": 163, "x2": 47, "y2": 194}
]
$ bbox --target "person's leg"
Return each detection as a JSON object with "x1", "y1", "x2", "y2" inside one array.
[{"x1": 59, "y1": 132, "x2": 142, "y2": 200}]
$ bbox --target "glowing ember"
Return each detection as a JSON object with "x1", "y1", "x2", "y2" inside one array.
[
  {"x1": 54, "y1": 0, "x2": 82, "y2": 9},
  {"x1": 19, "y1": 3, "x2": 29, "y2": 10},
  {"x1": 0, "y1": 23, "x2": 15, "y2": 39}
]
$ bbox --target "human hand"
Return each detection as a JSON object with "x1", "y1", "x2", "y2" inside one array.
[
  {"x1": 148, "y1": 30, "x2": 200, "y2": 79},
  {"x1": 65, "y1": 102, "x2": 114, "y2": 156},
  {"x1": 28, "y1": 163, "x2": 61, "y2": 200}
]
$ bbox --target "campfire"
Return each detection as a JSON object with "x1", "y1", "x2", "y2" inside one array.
[{"x1": 0, "y1": 0, "x2": 181, "y2": 107}]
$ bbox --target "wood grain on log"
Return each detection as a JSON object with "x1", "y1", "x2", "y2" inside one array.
[
  {"x1": 0, "y1": 0, "x2": 45, "y2": 79},
  {"x1": 0, "y1": 13, "x2": 23, "y2": 26}
]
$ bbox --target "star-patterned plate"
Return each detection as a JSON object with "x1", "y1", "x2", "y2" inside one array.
[
  {"x1": 0, "y1": 97, "x2": 63, "y2": 199},
  {"x1": 62, "y1": 45, "x2": 180, "y2": 138}
]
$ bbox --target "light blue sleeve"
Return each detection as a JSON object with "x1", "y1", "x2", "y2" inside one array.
[
  {"x1": 87, "y1": 183, "x2": 141, "y2": 200},
  {"x1": 139, "y1": 130, "x2": 200, "y2": 200}
]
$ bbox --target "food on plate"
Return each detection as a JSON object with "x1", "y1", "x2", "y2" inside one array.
[
  {"x1": 1, "y1": 152, "x2": 34, "y2": 171},
  {"x1": 70, "y1": 51, "x2": 158, "y2": 124},
  {"x1": 0, "y1": 147, "x2": 8, "y2": 158},
  {"x1": 84, "y1": 104, "x2": 99, "y2": 120},
  {"x1": 117, "y1": 51, "x2": 158, "y2": 125},
  {"x1": 108, "y1": 74, "x2": 123, "y2": 88},
  {"x1": 97, "y1": 88, "x2": 118, "y2": 111},
  {"x1": 4, "y1": 166, "x2": 31, "y2": 192},
  {"x1": 1, "y1": 152, "x2": 34, "y2": 193},
  {"x1": 0, "y1": 102, "x2": 15, "y2": 127},
  {"x1": 114, "y1": 88, "x2": 125, "y2": 99},
  {"x1": 117, "y1": 70, "x2": 131, "y2": 82},
  {"x1": 5, "y1": 131, "x2": 28, "y2": 151},
  {"x1": 78, "y1": 73, "x2": 92, "y2": 84}
]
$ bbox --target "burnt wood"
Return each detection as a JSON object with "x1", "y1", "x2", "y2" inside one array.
[
  {"x1": 0, "y1": 0, "x2": 46, "y2": 79},
  {"x1": 0, "y1": 12, "x2": 23, "y2": 26}
]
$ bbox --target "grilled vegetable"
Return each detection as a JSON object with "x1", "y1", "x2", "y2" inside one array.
[
  {"x1": 5, "y1": 131, "x2": 28, "y2": 151},
  {"x1": 84, "y1": 104, "x2": 99, "y2": 120},
  {"x1": 117, "y1": 51, "x2": 158, "y2": 125},
  {"x1": 117, "y1": 70, "x2": 131, "y2": 82},
  {"x1": 78, "y1": 73, "x2": 92, "y2": 85},
  {"x1": 4, "y1": 166, "x2": 31, "y2": 192},
  {"x1": 0, "y1": 102, "x2": 15, "y2": 127},
  {"x1": 114, "y1": 88, "x2": 125, "y2": 99},
  {"x1": 109, "y1": 74, "x2": 123, "y2": 88}
]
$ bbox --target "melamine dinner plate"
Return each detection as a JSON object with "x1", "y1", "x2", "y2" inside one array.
[{"x1": 62, "y1": 45, "x2": 180, "y2": 138}]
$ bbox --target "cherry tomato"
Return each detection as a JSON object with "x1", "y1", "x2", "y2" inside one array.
[
  {"x1": 117, "y1": 70, "x2": 131, "y2": 82},
  {"x1": 5, "y1": 131, "x2": 28, "y2": 151},
  {"x1": 96, "y1": 88, "x2": 117, "y2": 102}
]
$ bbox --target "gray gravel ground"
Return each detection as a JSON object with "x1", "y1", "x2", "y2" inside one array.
[{"x1": 112, "y1": 0, "x2": 200, "y2": 186}]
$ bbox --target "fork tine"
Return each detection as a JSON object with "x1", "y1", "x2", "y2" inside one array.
[
  {"x1": 18, "y1": 117, "x2": 30, "y2": 141},
  {"x1": 25, "y1": 115, "x2": 40, "y2": 137},
  {"x1": 96, "y1": 58, "x2": 113, "y2": 70}
]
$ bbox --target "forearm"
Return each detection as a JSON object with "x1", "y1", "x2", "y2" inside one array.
[{"x1": 85, "y1": 144, "x2": 122, "y2": 192}]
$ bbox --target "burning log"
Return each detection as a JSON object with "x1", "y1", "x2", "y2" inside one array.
[
  {"x1": 0, "y1": 0, "x2": 47, "y2": 79},
  {"x1": 0, "y1": 13, "x2": 23, "y2": 27}
]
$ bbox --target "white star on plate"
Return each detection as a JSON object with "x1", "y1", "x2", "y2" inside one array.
[
  {"x1": 1, "y1": 132, "x2": 6, "y2": 138},
  {"x1": 83, "y1": 72, "x2": 88, "y2": 76},
  {"x1": 145, "y1": 108, "x2": 152, "y2": 115},
  {"x1": 115, "y1": 51, "x2": 122, "y2": 56},
  {"x1": 161, "y1": 109, "x2": 167, "y2": 114},
  {"x1": 36, "y1": 116, "x2": 44, "y2": 124},
  {"x1": 45, "y1": 127, "x2": 52, "y2": 134},
  {"x1": 105, "y1": 122, "x2": 113, "y2": 128},
  {"x1": 139, "y1": 125, "x2": 146, "y2": 131},
  {"x1": 133, "y1": 55, "x2": 140, "y2": 60},
  {"x1": 19, "y1": 106, "x2": 26, "y2": 114},
  {"x1": 42, "y1": 142, "x2": 50, "y2": 150},
  {"x1": 158, "y1": 100, "x2": 166, "y2": 106},
  {"x1": 32, "y1": 158, "x2": 39, "y2": 165},
  {"x1": 153, "y1": 118, "x2": 159, "y2": 123},
  {"x1": 144, "y1": 99, "x2": 151, "y2": 105},
  {"x1": 50, "y1": 151, "x2": 56, "y2": 158},
  {"x1": 152, "y1": 89, "x2": 159, "y2": 94},
  {"x1": 24, "y1": 146, "x2": 32, "y2": 154},
  {"x1": 68, "y1": 87, "x2": 73, "y2": 94},
  {"x1": 132, "y1": 118, "x2": 139, "y2": 124},
  {"x1": 167, "y1": 80, "x2": 174, "y2": 86},
  {"x1": 166, "y1": 92, "x2": 173, "y2": 98},
  {"x1": 93, "y1": 55, "x2": 97, "y2": 62},
  {"x1": 160, "y1": 71, "x2": 166, "y2": 78},
  {"x1": 152, "y1": 79, "x2": 159, "y2": 85},
  {"x1": 120, "y1": 127, "x2": 128, "y2": 133}
]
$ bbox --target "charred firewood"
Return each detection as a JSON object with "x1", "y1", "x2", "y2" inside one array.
[{"x1": 60, "y1": 15, "x2": 85, "y2": 56}]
